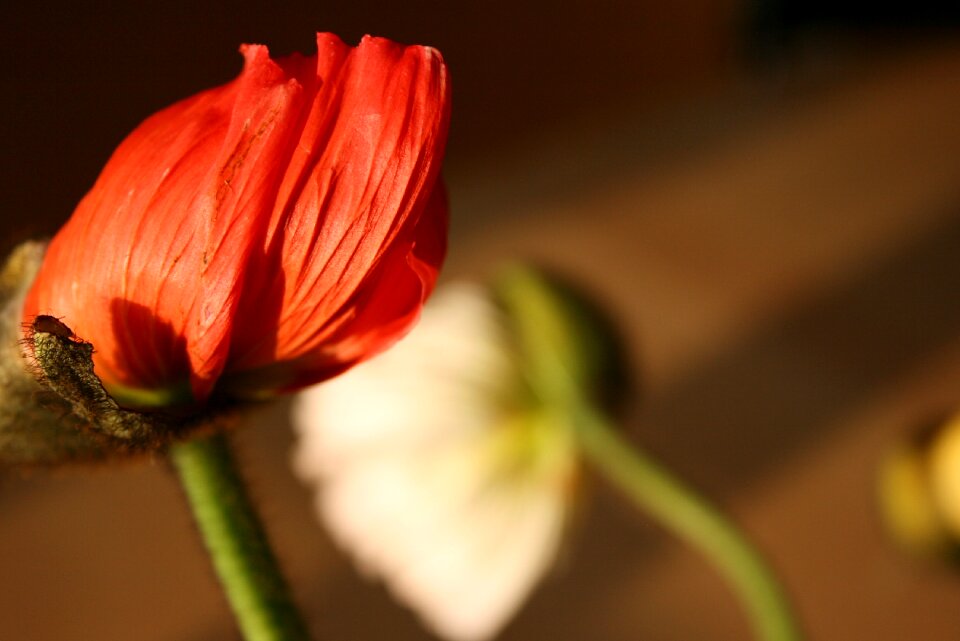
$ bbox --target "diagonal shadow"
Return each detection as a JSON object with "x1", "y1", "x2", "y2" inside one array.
[{"x1": 634, "y1": 209, "x2": 960, "y2": 493}]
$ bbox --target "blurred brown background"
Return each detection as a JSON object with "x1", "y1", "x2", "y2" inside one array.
[{"x1": 3, "y1": 1, "x2": 960, "y2": 639}]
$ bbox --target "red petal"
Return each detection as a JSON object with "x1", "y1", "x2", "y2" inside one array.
[
  {"x1": 222, "y1": 179, "x2": 449, "y2": 394},
  {"x1": 24, "y1": 43, "x2": 313, "y2": 399},
  {"x1": 227, "y1": 35, "x2": 451, "y2": 378},
  {"x1": 183, "y1": 45, "x2": 313, "y2": 398},
  {"x1": 24, "y1": 33, "x2": 451, "y2": 404}
]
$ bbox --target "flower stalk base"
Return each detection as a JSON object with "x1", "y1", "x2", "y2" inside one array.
[
  {"x1": 0, "y1": 240, "x2": 311, "y2": 636},
  {"x1": 170, "y1": 433, "x2": 311, "y2": 641}
]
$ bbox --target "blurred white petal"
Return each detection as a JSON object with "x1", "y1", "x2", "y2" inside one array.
[{"x1": 293, "y1": 284, "x2": 577, "y2": 641}]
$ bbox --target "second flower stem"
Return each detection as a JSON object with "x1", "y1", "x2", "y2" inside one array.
[
  {"x1": 574, "y1": 406, "x2": 803, "y2": 641},
  {"x1": 170, "y1": 433, "x2": 311, "y2": 641}
]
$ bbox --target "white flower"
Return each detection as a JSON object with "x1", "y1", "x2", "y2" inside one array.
[{"x1": 292, "y1": 284, "x2": 579, "y2": 641}]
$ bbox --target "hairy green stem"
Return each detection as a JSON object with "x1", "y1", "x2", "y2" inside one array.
[
  {"x1": 575, "y1": 406, "x2": 803, "y2": 641},
  {"x1": 170, "y1": 433, "x2": 311, "y2": 641}
]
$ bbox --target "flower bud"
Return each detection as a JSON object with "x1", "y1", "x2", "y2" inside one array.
[
  {"x1": 24, "y1": 33, "x2": 450, "y2": 408},
  {"x1": 878, "y1": 415, "x2": 960, "y2": 562}
]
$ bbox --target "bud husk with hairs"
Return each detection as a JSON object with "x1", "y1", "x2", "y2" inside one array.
[{"x1": 0, "y1": 242, "x2": 234, "y2": 467}]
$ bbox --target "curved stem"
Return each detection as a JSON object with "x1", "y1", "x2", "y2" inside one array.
[
  {"x1": 494, "y1": 266, "x2": 801, "y2": 639},
  {"x1": 170, "y1": 433, "x2": 312, "y2": 641},
  {"x1": 574, "y1": 406, "x2": 803, "y2": 641}
]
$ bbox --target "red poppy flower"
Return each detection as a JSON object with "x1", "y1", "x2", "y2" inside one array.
[{"x1": 23, "y1": 33, "x2": 451, "y2": 406}]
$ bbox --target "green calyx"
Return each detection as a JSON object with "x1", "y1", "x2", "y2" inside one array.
[
  {"x1": 492, "y1": 265, "x2": 629, "y2": 416},
  {"x1": 107, "y1": 380, "x2": 195, "y2": 410},
  {"x1": 486, "y1": 265, "x2": 627, "y2": 498}
]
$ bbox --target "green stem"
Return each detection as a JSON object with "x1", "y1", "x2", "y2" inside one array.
[
  {"x1": 574, "y1": 406, "x2": 803, "y2": 641},
  {"x1": 493, "y1": 266, "x2": 801, "y2": 640},
  {"x1": 170, "y1": 433, "x2": 312, "y2": 641}
]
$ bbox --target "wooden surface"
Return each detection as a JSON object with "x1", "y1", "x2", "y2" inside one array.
[{"x1": 3, "y1": 37, "x2": 960, "y2": 641}]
